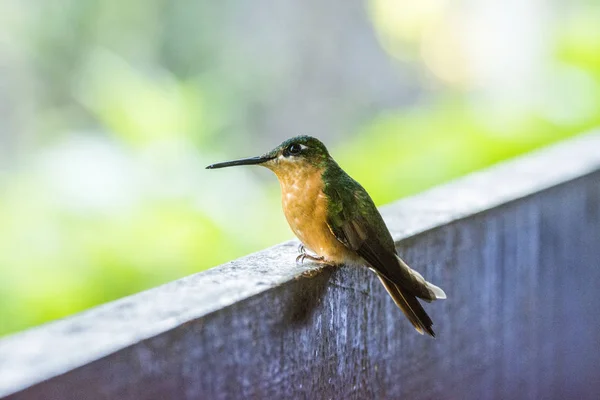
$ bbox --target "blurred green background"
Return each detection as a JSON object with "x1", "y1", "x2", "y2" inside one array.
[{"x1": 0, "y1": 0, "x2": 599, "y2": 337}]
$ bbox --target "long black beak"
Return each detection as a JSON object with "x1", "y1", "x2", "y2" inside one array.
[{"x1": 206, "y1": 156, "x2": 273, "y2": 169}]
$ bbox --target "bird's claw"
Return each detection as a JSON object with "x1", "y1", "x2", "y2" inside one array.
[
  {"x1": 295, "y1": 252, "x2": 326, "y2": 266},
  {"x1": 295, "y1": 243, "x2": 329, "y2": 270},
  {"x1": 297, "y1": 244, "x2": 306, "y2": 255}
]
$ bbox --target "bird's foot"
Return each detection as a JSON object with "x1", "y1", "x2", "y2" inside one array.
[
  {"x1": 296, "y1": 244, "x2": 322, "y2": 264},
  {"x1": 296, "y1": 252, "x2": 326, "y2": 265},
  {"x1": 296, "y1": 251, "x2": 333, "y2": 278},
  {"x1": 295, "y1": 243, "x2": 328, "y2": 263}
]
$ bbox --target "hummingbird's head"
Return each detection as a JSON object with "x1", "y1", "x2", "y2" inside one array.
[{"x1": 206, "y1": 136, "x2": 332, "y2": 176}]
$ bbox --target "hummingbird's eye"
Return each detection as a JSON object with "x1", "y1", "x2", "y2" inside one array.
[{"x1": 285, "y1": 143, "x2": 303, "y2": 156}]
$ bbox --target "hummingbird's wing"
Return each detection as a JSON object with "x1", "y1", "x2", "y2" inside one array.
[
  {"x1": 325, "y1": 183, "x2": 441, "y2": 336},
  {"x1": 325, "y1": 185, "x2": 437, "y2": 302}
]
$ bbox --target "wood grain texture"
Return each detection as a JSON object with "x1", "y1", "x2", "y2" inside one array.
[{"x1": 1, "y1": 132, "x2": 600, "y2": 399}]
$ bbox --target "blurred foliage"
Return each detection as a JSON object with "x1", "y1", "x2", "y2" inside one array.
[
  {"x1": 340, "y1": 99, "x2": 598, "y2": 204},
  {"x1": 1, "y1": 0, "x2": 599, "y2": 336}
]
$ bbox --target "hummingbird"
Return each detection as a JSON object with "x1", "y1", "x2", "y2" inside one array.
[{"x1": 206, "y1": 136, "x2": 446, "y2": 336}]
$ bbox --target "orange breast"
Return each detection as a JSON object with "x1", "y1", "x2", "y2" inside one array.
[{"x1": 275, "y1": 167, "x2": 350, "y2": 264}]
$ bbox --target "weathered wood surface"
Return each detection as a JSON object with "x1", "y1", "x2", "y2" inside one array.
[{"x1": 1, "y1": 132, "x2": 600, "y2": 400}]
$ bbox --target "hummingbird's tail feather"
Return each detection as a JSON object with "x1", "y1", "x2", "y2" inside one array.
[
  {"x1": 396, "y1": 255, "x2": 446, "y2": 302},
  {"x1": 377, "y1": 274, "x2": 436, "y2": 337}
]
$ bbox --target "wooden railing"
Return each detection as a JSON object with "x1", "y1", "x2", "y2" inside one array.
[{"x1": 1, "y1": 132, "x2": 600, "y2": 400}]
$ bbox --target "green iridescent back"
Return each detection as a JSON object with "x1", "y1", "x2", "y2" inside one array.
[{"x1": 321, "y1": 161, "x2": 397, "y2": 255}]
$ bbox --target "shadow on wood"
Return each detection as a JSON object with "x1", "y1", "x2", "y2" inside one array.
[{"x1": 280, "y1": 266, "x2": 336, "y2": 328}]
